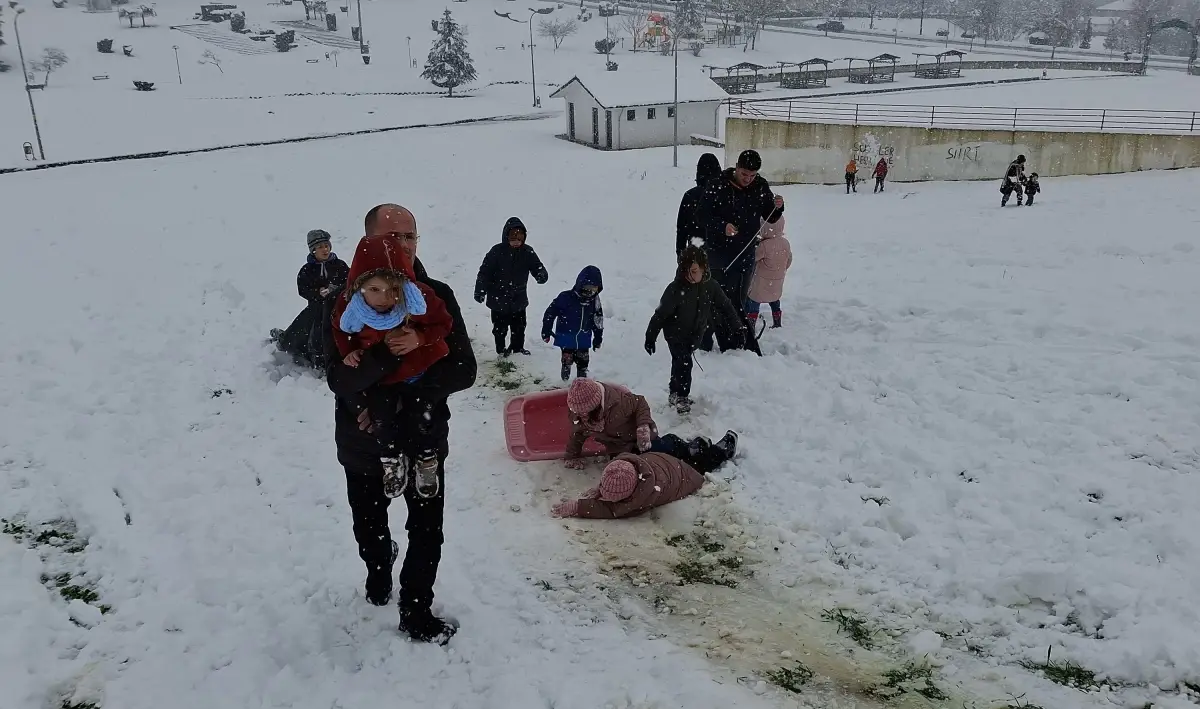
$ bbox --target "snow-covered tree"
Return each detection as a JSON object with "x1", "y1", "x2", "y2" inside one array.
[
  {"x1": 422, "y1": 9, "x2": 476, "y2": 97},
  {"x1": 619, "y1": 11, "x2": 647, "y2": 48},
  {"x1": 968, "y1": 0, "x2": 1003, "y2": 42},
  {"x1": 537, "y1": 17, "x2": 578, "y2": 49},
  {"x1": 737, "y1": 0, "x2": 785, "y2": 50},
  {"x1": 32, "y1": 47, "x2": 68, "y2": 86},
  {"x1": 199, "y1": 49, "x2": 224, "y2": 73},
  {"x1": 0, "y1": 5, "x2": 8, "y2": 74},
  {"x1": 671, "y1": 0, "x2": 704, "y2": 41},
  {"x1": 1080, "y1": 17, "x2": 1092, "y2": 47}
]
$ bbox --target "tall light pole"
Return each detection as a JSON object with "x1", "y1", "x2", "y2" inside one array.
[
  {"x1": 495, "y1": 7, "x2": 554, "y2": 108},
  {"x1": 9, "y1": 2, "x2": 45, "y2": 161},
  {"x1": 173, "y1": 44, "x2": 182, "y2": 84},
  {"x1": 406, "y1": 35, "x2": 412, "y2": 68},
  {"x1": 672, "y1": 17, "x2": 679, "y2": 168},
  {"x1": 356, "y1": 0, "x2": 366, "y2": 61}
]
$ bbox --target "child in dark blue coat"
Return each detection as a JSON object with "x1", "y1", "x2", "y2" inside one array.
[{"x1": 542, "y1": 266, "x2": 604, "y2": 381}]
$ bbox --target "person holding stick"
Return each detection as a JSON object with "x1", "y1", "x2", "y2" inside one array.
[{"x1": 697, "y1": 149, "x2": 784, "y2": 351}]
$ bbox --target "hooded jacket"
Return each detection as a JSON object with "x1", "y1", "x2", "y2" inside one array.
[
  {"x1": 331, "y1": 235, "x2": 453, "y2": 385},
  {"x1": 698, "y1": 167, "x2": 783, "y2": 272},
  {"x1": 570, "y1": 452, "x2": 705, "y2": 519},
  {"x1": 676, "y1": 153, "x2": 723, "y2": 256},
  {"x1": 647, "y1": 255, "x2": 741, "y2": 349},
  {"x1": 747, "y1": 216, "x2": 792, "y2": 305},
  {"x1": 873, "y1": 159, "x2": 888, "y2": 178},
  {"x1": 297, "y1": 253, "x2": 350, "y2": 304},
  {"x1": 542, "y1": 266, "x2": 604, "y2": 350},
  {"x1": 474, "y1": 217, "x2": 549, "y2": 313},
  {"x1": 566, "y1": 383, "x2": 657, "y2": 459}
]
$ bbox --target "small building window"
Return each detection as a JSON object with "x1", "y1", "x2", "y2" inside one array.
[
  {"x1": 667, "y1": 106, "x2": 676, "y2": 118},
  {"x1": 647, "y1": 107, "x2": 656, "y2": 119},
  {"x1": 627, "y1": 109, "x2": 636, "y2": 121}
]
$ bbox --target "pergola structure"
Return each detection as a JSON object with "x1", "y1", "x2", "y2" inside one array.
[
  {"x1": 709, "y1": 61, "x2": 767, "y2": 94},
  {"x1": 914, "y1": 48, "x2": 964, "y2": 78},
  {"x1": 778, "y1": 58, "x2": 831, "y2": 88},
  {"x1": 847, "y1": 54, "x2": 898, "y2": 84}
]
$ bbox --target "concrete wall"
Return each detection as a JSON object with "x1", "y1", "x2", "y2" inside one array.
[{"x1": 725, "y1": 117, "x2": 1200, "y2": 183}]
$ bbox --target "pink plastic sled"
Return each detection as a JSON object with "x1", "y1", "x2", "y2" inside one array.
[{"x1": 504, "y1": 388, "x2": 606, "y2": 462}]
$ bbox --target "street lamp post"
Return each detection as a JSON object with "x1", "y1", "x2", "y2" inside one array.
[
  {"x1": 495, "y1": 7, "x2": 554, "y2": 108},
  {"x1": 173, "y1": 44, "x2": 182, "y2": 84},
  {"x1": 406, "y1": 35, "x2": 412, "y2": 68},
  {"x1": 672, "y1": 20, "x2": 679, "y2": 168},
  {"x1": 9, "y1": 2, "x2": 46, "y2": 161},
  {"x1": 356, "y1": 0, "x2": 365, "y2": 54}
]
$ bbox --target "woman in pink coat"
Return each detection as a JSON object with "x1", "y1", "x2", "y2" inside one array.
[{"x1": 745, "y1": 216, "x2": 792, "y2": 328}]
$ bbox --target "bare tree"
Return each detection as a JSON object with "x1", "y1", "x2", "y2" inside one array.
[
  {"x1": 620, "y1": 11, "x2": 647, "y2": 48},
  {"x1": 537, "y1": 17, "x2": 578, "y2": 49},
  {"x1": 199, "y1": 49, "x2": 224, "y2": 73},
  {"x1": 32, "y1": 47, "x2": 68, "y2": 86},
  {"x1": 737, "y1": 0, "x2": 785, "y2": 50}
]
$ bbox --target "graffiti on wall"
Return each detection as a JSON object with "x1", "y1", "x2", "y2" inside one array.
[
  {"x1": 852, "y1": 134, "x2": 896, "y2": 169},
  {"x1": 946, "y1": 145, "x2": 982, "y2": 162}
]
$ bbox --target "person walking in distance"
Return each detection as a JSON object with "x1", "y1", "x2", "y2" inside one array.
[
  {"x1": 324, "y1": 204, "x2": 477, "y2": 645},
  {"x1": 845, "y1": 158, "x2": 859, "y2": 194},
  {"x1": 1000, "y1": 154, "x2": 1027, "y2": 206},
  {"x1": 872, "y1": 157, "x2": 888, "y2": 193},
  {"x1": 697, "y1": 149, "x2": 784, "y2": 351},
  {"x1": 474, "y1": 217, "x2": 549, "y2": 357}
]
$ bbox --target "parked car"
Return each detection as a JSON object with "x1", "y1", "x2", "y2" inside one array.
[{"x1": 816, "y1": 20, "x2": 845, "y2": 33}]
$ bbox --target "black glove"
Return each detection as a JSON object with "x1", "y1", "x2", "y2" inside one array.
[
  {"x1": 473, "y1": 292, "x2": 485, "y2": 304},
  {"x1": 645, "y1": 340, "x2": 655, "y2": 355}
]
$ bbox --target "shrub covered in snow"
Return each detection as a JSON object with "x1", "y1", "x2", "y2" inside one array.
[{"x1": 97, "y1": 38, "x2": 115, "y2": 53}]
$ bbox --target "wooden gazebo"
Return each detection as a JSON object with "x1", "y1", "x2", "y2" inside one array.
[
  {"x1": 847, "y1": 54, "x2": 899, "y2": 84},
  {"x1": 779, "y1": 58, "x2": 831, "y2": 88},
  {"x1": 709, "y1": 61, "x2": 767, "y2": 94},
  {"x1": 914, "y1": 48, "x2": 965, "y2": 78}
]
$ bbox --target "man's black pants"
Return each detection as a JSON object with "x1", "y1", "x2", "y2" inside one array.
[
  {"x1": 344, "y1": 440, "x2": 448, "y2": 614},
  {"x1": 667, "y1": 339, "x2": 694, "y2": 398}
]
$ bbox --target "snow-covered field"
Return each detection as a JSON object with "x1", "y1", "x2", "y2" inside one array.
[
  {"x1": 4, "y1": 0, "x2": 1200, "y2": 707},
  {"x1": 3, "y1": 112, "x2": 1200, "y2": 709}
]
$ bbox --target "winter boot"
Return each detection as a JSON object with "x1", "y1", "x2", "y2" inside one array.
[
  {"x1": 771, "y1": 311, "x2": 782, "y2": 329},
  {"x1": 746, "y1": 311, "x2": 759, "y2": 328},
  {"x1": 399, "y1": 607, "x2": 459, "y2": 645},
  {"x1": 381, "y1": 456, "x2": 409, "y2": 499},
  {"x1": 365, "y1": 540, "x2": 400, "y2": 606},
  {"x1": 413, "y1": 451, "x2": 440, "y2": 499},
  {"x1": 576, "y1": 365, "x2": 589, "y2": 379},
  {"x1": 716, "y1": 430, "x2": 739, "y2": 459},
  {"x1": 510, "y1": 347, "x2": 531, "y2": 356},
  {"x1": 269, "y1": 328, "x2": 285, "y2": 343},
  {"x1": 560, "y1": 361, "x2": 571, "y2": 382}
]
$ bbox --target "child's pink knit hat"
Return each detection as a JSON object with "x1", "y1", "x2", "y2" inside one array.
[
  {"x1": 566, "y1": 379, "x2": 603, "y2": 415},
  {"x1": 599, "y1": 460, "x2": 638, "y2": 502}
]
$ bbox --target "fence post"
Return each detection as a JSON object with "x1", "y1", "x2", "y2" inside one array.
[
  {"x1": 855, "y1": 104, "x2": 859, "y2": 126},
  {"x1": 1100, "y1": 109, "x2": 1106, "y2": 131},
  {"x1": 1012, "y1": 107, "x2": 1018, "y2": 131},
  {"x1": 788, "y1": 100, "x2": 793, "y2": 123},
  {"x1": 930, "y1": 105, "x2": 936, "y2": 128},
  {"x1": 1192, "y1": 111, "x2": 1197, "y2": 133}
]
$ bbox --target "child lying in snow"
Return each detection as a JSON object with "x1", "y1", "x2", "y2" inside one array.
[
  {"x1": 331, "y1": 234, "x2": 454, "y2": 500},
  {"x1": 552, "y1": 440, "x2": 737, "y2": 519}
]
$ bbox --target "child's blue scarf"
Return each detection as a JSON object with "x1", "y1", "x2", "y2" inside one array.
[{"x1": 339, "y1": 281, "x2": 427, "y2": 334}]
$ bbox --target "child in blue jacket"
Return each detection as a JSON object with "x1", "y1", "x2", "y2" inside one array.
[{"x1": 543, "y1": 265, "x2": 604, "y2": 381}]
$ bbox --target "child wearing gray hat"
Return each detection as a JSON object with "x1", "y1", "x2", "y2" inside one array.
[{"x1": 272, "y1": 229, "x2": 349, "y2": 368}]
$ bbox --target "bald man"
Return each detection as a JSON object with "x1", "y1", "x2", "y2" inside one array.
[{"x1": 324, "y1": 204, "x2": 477, "y2": 644}]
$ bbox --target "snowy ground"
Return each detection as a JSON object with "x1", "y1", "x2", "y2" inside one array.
[{"x1": 3, "y1": 112, "x2": 1200, "y2": 709}]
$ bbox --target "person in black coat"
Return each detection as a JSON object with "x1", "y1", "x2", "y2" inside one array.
[
  {"x1": 697, "y1": 150, "x2": 784, "y2": 350},
  {"x1": 676, "y1": 153, "x2": 723, "y2": 257},
  {"x1": 325, "y1": 204, "x2": 476, "y2": 646},
  {"x1": 274, "y1": 229, "x2": 349, "y2": 368},
  {"x1": 645, "y1": 246, "x2": 744, "y2": 414},
  {"x1": 474, "y1": 217, "x2": 549, "y2": 356}
]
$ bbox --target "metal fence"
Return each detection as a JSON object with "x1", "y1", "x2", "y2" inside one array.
[{"x1": 727, "y1": 99, "x2": 1200, "y2": 134}]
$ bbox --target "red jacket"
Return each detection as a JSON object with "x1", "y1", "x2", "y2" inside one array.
[
  {"x1": 873, "y1": 159, "x2": 888, "y2": 178},
  {"x1": 331, "y1": 235, "x2": 452, "y2": 385}
]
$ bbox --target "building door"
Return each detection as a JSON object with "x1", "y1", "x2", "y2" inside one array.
[
  {"x1": 605, "y1": 110, "x2": 613, "y2": 149},
  {"x1": 568, "y1": 103, "x2": 576, "y2": 141},
  {"x1": 592, "y1": 107, "x2": 599, "y2": 145}
]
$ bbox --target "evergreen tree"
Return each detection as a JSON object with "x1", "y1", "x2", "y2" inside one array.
[
  {"x1": 422, "y1": 9, "x2": 477, "y2": 97},
  {"x1": 1080, "y1": 17, "x2": 1092, "y2": 48},
  {"x1": 1, "y1": 4, "x2": 9, "y2": 74}
]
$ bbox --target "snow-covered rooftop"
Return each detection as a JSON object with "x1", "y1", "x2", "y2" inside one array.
[
  {"x1": 1096, "y1": 0, "x2": 1133, "y2": 11},
  {"x1": 550, "y1": 68, "x2": 729, "y2": 108}
]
